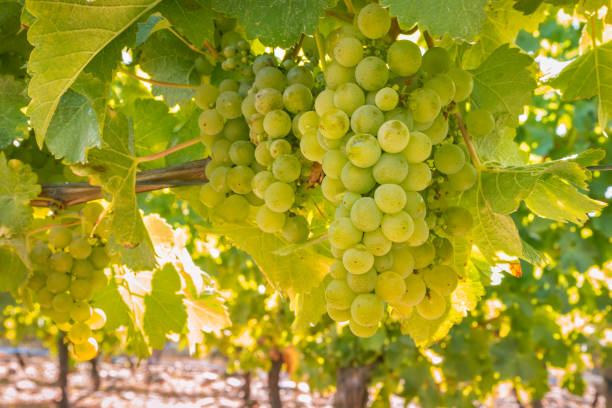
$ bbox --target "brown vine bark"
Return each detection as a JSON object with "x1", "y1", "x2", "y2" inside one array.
[
  {"x1": 243, "y1": 371, "x2": 252, "y2": 407},
  {"x1": 90, "y1": 356, "x2": 100, "y2": 391},
  {"x1": 57, "y1": 333, "x2": 70, "y2": 408},
  {"x1": 334, "y1": 360, "x2": 379, "y2": 408},
  {"x1": 268, "y1": 349, "x2": 284, "y2": 408}
]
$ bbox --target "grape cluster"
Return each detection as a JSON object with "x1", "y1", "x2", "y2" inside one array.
[
  {"x1": 27, "y1": 203, "x2": 110, "y2": 360},
  {"x1": 198, "y1": 52, "x2": 317, "y2": 242},
  {"x1": 313, "y1": 4, "x2": 479, "y2": 337},
  {"x1": 218, "y1": 30, "x2": 256, "y2": 78}
]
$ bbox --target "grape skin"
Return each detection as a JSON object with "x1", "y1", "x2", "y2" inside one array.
[
  {"x1": 334, "y1": 37, "x2": 364, "y2": 68},
  {"x1": 264, "y1": 182, "x2": 295, "y2": 213},
  {"x1": 408, "y1": 88, "x2": 441, "y2": 124},
  {"x1": 351, "y1": 105, "x2": 385, "y2": 134},
  {"x1": 401, "y1": 131, "x2": 432, "y2": 163},
  {"x1": 386, "y1": 40, "x2": 422, "y2": 76},
  {"x1": 355, "y1": 56, "x2": 389, "y2": 91},
  {"x1": 377, "y1": 120, "x2": 410, "y2": 153},
  {"x1": 374, "y1": 184, "x2": 406, "y2": 214},
  {"x1": 341, "y1": 163, "x2": 376, "y2": 194},
  {"x1": 329, "y1": 217, "x2": 363, "y2": 250},
  {"x1": 333, "y1": 82, "x2": 365, "y2": 115},
  {"x1": 372, "y1": 153, "x2": 408, "y2": 185},
  {"x1": 350, "y1": 293, "x2": 384, "y2": 326},
  {"x1": 416, "y1": 291, "x2": 447, "y2": 320},
  {"x1": 347, "y1": 268, "x2": 377, "y2": 293},
  {"x1": 326, "y1": 279, "x2": 356, "y2": 310},
  {"x1": 375, "y1": 271, "x2": 406, "y2": 302},
  {"x1": 362, "y1": 228, "x2": 392, "y2": 256},
  {"x1": 342, "y1": 245, "x2": 375, "y2": 275},
  {"x1": 350, "y1": 197, "x2": 382, "y2": 232},
  {"x1": 357, "y1": 3, "x2": 391, "y2": 39},
  {"x1": 346, "y1": 133, "x2": 381, "y2": 168},
  {"x1": 381, "y1": 211, "x2": 414, "y2": 243},
  {"x1": 375, "y1": 87, "x2": 399, "y2": 111}
]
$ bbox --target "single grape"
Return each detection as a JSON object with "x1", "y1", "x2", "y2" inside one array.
[
  {"x1": 217, "y1": 194, "x2": 250, "y2": 222},
  {"x1": 320, "y1": 108, "x2": 350, "y2": 140},
  {"x1": 326, "y1": 279, "x2": 356, "y2": 310},
  {"x1": 199, "y1": 109, "x2": 225, "y2": 136},
  {"x1": 333, "y1": 82, "x2": 365, "y2": 115},
  {"x1": 254, "y1": 88, "x2": 283, "y2": 114},
  {"x1": 410, "y1": 242, "x2": 436, "y2": 269},
  {"x1": 346, "y1": 133, "x2": 381, "y2": 168},
  {"x1": 215, "y1": 91, "x2": 242, "y2": 119},
  {"x1": 342, "y1": 192, "x2": 361, "y2": 209},
  {"x1": 466, "y1": 108, "x2": 495, "y2": 137},
  {"x1": 269, "y1": 139, "x2": 291, "y2": 159},
  {"x1": 423, "y1": 74, "x2": 456, "y2": 106},
  {"x1": 68, "y1": 322, "x2": 92, "y2": 344},
  {"x1": 408, "y1": 88, "x2": 441, "y2": 124},
  {"x1": 355, "y1": 56, "x2": 389, "y2": 91},
  {"x1": 447, "y1": 67, "x2": 473, "y2": 102},
  {"x1": 328, "y1": 304, "x2": 351, "y2": 322},
  {"x1": 282, "y1": 83, "x2": 313, "y2": 114},
  {"x1": 252, "y1": 54, "x2": 276, "y2": 74},
  {"x1": 72, "y1": 260, "x2": 93, "y2": 279},
  {"x1": 71, "y1": 279, "x2": 93, "y2": 301},
  {"x1": 325, "y1": 25, "x2": 363, "y2": 54},
  {"x1": 401, "y1": 163, "x2": 432, "y2": 191},
  {"x1": 405, "y1": 217, "x2": 429, "y2": 247},
  {"x1": 434, "y1": 144, "x2": 466, "y2": 175},
  {"x1": 447, "y1": 162, "x2": 477, "y2": 191},
  {"x1": 328, "y1": 217, "x2": 363, "y2": 249},
  {"x1": 350, "y1": 197, "x2": 382, "y2": 232},
  {"x1": 350, "y1": 293, "x2": 384, "y2": 326},
  {"x1": 424, "y1": 265, "x2": 458, "y2": 296},
  {"x1": 374, "y1": 253, "x2": 394, "y2": 272},
  {"x1": 375, "y1": 271, "x2": 406, "y2": 302},
  {"x1": 300, "y1": 131, "x2": 326, "y2": 162},
  {"x1": 421, "y1": 47, "x2": 451, "y2": 75},
  {"x1": 37, "y1": 288, "x2": 54, "y2": 308},
  {"x1": 52, "y1": 292, "x2": 73, "y2": 313},
  {"x1": 341, "y1": 163, "x2": 376, "y2": 194},
  {"x1": 281, "y1": 215, "x2": 309, "y2": 242},
  {"x1": 264, "y1": 182, "x2": 295, "y2": 213},
  {"x1": 48, "y1": 226, "x2": 72, "y2": 249},
  {"x1": 347, "y1": 268, "x2": 377, "y2": 293},
  {"x1": 351, "y1": 104, "x2": 384, "y2": 135},
  {"x1": 372, "y1": 153, "x2": 408, "y2": 185},
  {"x1": 381, "y1": 211, "x2": 414, "y2": 243},
  {"x1": 256, "y1": 206, "x2": 286, "y2": 233},
  {"x1": 195, "y1": 83, "x2": 219, "y2": 109},
  {"x1": 401, "y1": 131, "x2": 432, "y2": 163},
  {"x1": 314, "y1": 89, "x2": 336, "y2": 116},
  {"x1": 30, "y1": 243, "x2": 51, "y2": 266},
  {"x1": 443, "y1": 206, "x2": 473, "y2": 236},
  {"x1": 272, "y1": 154, "x2": 301, "y2": 183},
  {"x1": 287, "y1": 66, "x2": 315, "y2": 88},
  {"x1": 389, "y1": 247, "x2": 415, "y2": 278},
  {"x1": 298, "y1": 110, "x2": 320, "y2": 136},
  {"x1": 357, "y1": 3, "x2": 391, "y2": 39},
  {"x1": 416, "y1": 291, "x2": 447, "y2": 320},
  {"x1": 263, "y1": 109, "x2": 291, "y2": 139},
  {"x1": 27, "y1": 272, "x2": 46, "y2": 291},
  {"x1": 50, "y1": 253, "x2": 73, "y2": 274},
  {"x1": 226, "y1": 165, "x2": 254, "y2": 194},
  {"x1": 377, "y1": 120, "x2": 410, "y2": 153},
  {"x1": 386, "y1": 40, "x2": 422, "y2": 76},
  {"x1": 423, "y1": 114, "x2": 449, "y2": 144},
  {"x1": 322, "y1": 177, "x2": 346, "y2": 204},
  {"x1": 223, "y1": 118, "x2": 249, "y2": 142},
  {"x1": 86, "y1": 308, "x2": 107, "y2": 330},
  {"x1": 343, "y1": 245, "x2": 375, "y2": 275},
  {"x1": 254, "y1": 66, "x2": 286, "y2": 91},
  {"x1": 211, "y1": 139, "x2": 231, "y2": 163},
  {"x1": 241, "y1": 92, "x2": 257, "y2": 118},
  {"x1": 362, "y1": 228, "x2": 392, "y2": 256},
  {"x1": 375, "y1": 87, "x2": 399, "y2": 111},
  {"x1": 374, "y1": 184, "x2": 407, "y2": 214},
  {"x1": 349, "y1": 319, "x2": 378, "y2": 337},
  {"x1": 69, "y1": 237, "x2": 92, "y2": 260},
  {"x1": 322, "y1": 149, "x2": 348, "y2": 180},
  {"x1": 401, "y1": 274, "x2": 426, "y2": 306},
  {"x1": 200, "y1": 183, "x2": 224, "y2": 209},
  {"x1": 251, "y1": 170, "x2": 275, "y2": 199},
  {"x1": 324, "y1": 61, "x2": 355, "y2": 90},
  {"x1": 330, "y1": 260, "x2": 348, "y2": 279},
  {"x1": 73, "y1": 337, "x2": 98, "y2": 361},
  {"x1": 334, "y1": 37, "x2": 364, "y2": 67},
  {"x1": 70, "y1": 301, "x2": 92, "y2": 322},
  {"x1": 229, "y1": 140, "x2": 255, "y2": 165}
]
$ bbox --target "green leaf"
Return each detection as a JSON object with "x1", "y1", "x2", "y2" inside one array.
[
  {"x1": 0, "y1": 76, "x2": 28, "y2": 149},
  {"x1": 184, "y1": 292, "x2": 230, "y2": 353},
  {"x1": 213, "y1": 0, "x2": 328, "y2": 47},
  {"x1": 382, "y1": 0, "x2": 488, "y2": 41},
  {"x1": 164, "y1": 102, "x2": 206, "y2": 166},
  {"x1": 470, "y1": 44, "x2": 537, "y2": 124},
  {"x1": 0, "y1": 246, "x2": 28, "y2": 294},
  {"x1": 291, "y1": 278, "x2": 327, "y2": 331},
  {"x1": 144, "y1": 264, "x2": 187, "y2": 349},
  {"x1": 131, "y1": 99, "x2": 176, "y2": 164},
  {"x1": 86, "y1": 111, "x2": 156, "y2": 270},
  {"x1": 25, "y1": 0, "x2": 161, "y2": 145},
  {"x1": 92, "y1": 278, "x2": 133, "y2": 331},
  {"x1": 157, "y1": 0, "x2": 215, "y2": 47},
  {"x1": 549, "y1": 40, "x2": 612, "y2": 130},
  {"x1": 473, "y1": 126, "x2": 527, "y2": 166},
  {"x1": 0, "y1": 153, "x2": 41, "y2": 238}
]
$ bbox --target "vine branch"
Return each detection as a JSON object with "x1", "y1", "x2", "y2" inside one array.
[
  {"x1": 454, "y1": 112, "x2": 482, "y2": 169},
  {"x1": 314, "y1": 28, "x2": 326, "y2": 71},
  {"x1": 423, "y1": 30, "x2": 435, "y2": 49},
  {"x1": 27, "y1": 221, "x2": 82, "y2": 238},
  {"x1": 137, "y1": 137, "x2": 202, "y2": 163},
  {"x1": 283, "y1": 34, "x2": 305, "y2": 62},
  {"x1": 587, "y1": 165, "x2": 612, "y2": 171},
  {"x1": 119, "y1": 69, "x2": 198, "y2": 89},
  {"x1": 203, "y1": 39, "x2": 222, "y2": 61},
  {"x1": 167, "y1": 27, "x2": 209, "y2": 57}
]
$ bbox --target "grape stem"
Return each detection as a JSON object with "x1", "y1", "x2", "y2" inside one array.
[
  {"x1": 166, "y1": 27, "x2": 209, "y2": 57},
  {"x1": 26, "y1": 221, "x2": 82, "y2": 238},
  {"x1": 454, "y1": 112, "x2": 483, "y2": 169},
  {"x1": 587, "y1": 165, "x2": 612, "y2": 171},
  {"x1": 423, "y1": 31, "x2": 435, "y2": 49},
  {"x1": 283, "y1": 34, "x2": 305, "y2": 62},
  {"x1": 324, "y1": 10, "x2": 353, "y2": 23},
  {"x1": 314, "y1": 28, "x2": 326, "y2": 71},
  {"x1": 137, "y1": 137, "x2": 202, "y2": 163},
  {"x1": 343, "y1": 0, "x2": 355, "y2": 14},
  {"x1": 119, "y1": 68, "x2": 198, "y2": 89},
  {"x1": 203, "y1": 39, "x2": 223, "y2": 61}
]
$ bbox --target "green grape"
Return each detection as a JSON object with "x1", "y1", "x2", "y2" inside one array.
[
  {"x1": 434, "y1": 144, "x2": 466, "y2": 174},
  {"x1": 226, "y1": 165, "x2": 254, "y2": 194},
  {"x1": 349, "y1": 319, "x2": 378, "y2": 338},
  {"x1": 300, "y1": 131, "x2": 326, "y2": 162},
  {"x1": 49, "y1": 226, "x2": 72, "y2": 249},
  {"x1": 248, "y1": 113, "x2": 265, "y2": 136},
  {"x1": 413, "y1": 118, "x2": 433, "y2": 132},
  {"x1": 401, "y1": 131, "x2": 432, "y2": 163},
  {"x1": 374, "y1": 184, "x2": 406, "y2": 214},
  {"x1": 357, "y1": 3, "x2": 391, "y2": 39},
  {"x1": 86, "y1": 308, "x2": 107, "y2": 330},
  {"x1": 69, "y1": 237, "x2": 92, "y2": 260},
  {"x1": 195, "y1": 84, "x2": 219, "y2": 109},
  {"x1": 434, "y1": 237, "x2": 454, "y2": 264},
  {"x1": 272, "y1": 155, "x2": 301, "y2": 183},
  {"x1": 389, "y1": 247, "x2": 415, "y2": 278},
  {"x1": 322, "y1": 149, "x2": 348, "y2": 180},
  {"x1": 37, "y1": 288, "x2": 54, "y2": 308},
  {"x1": 350, "y1": 197, "x2": 382, "y2": 232},
  {"x1": 327, "y1": 305, "x2": 351, "y2": 322},
  {"x1": 333, "y1": 37, "x2": 364, "y2": 67},
  {"x1": 72, "y1": 259, "x2": 93, "y2": 279},
  {"x1": 320, "y1": 108, "x2": 350, "y2": 140},
  {"x1": 256, "y1": 206, "x2": 286, "y2": 233},
  {"x1": 247, "y1": 192, "x2": 265, "y2": 206},
  {"x1": 423, "y1": 74, "x2": 456, "y2": 106},
  {"x1": 378, "y1": 120, "x2": 410, "y2": 153},
  {"x1": 89, "y1": 269, "x2": 108, "y2": 291},
  {"x1": 50, "y1": 252, "x2": 73, "y2": 273},
  {"x1": 330, "y1": 260, "x2": 348, "y2": 279},
  {"x1": 70, "y1": 301, "x2": 92, "y2": 322},
  {"x1": 215, "y1": 91, "x2": 242, "y2": 119},
  {"x1": 252, "y1": 54, "x2": 276, "y2": 74},
  {"x1": 362, "y1": 228, "x2": 392, "y2": 256},
  {"x1": 298, "y1": 111, "x2": 320, "y2": 135},
  {"x1": 324, "y1": 61, "x2": 354, "y2": 90},
  {"x1": 355, "y1": 56, "x2": 389, "y2": 91},
  {"x1": 220, "y1": 79, "x2": 239, "y2": 93},
  {"x1": 211, "y1": 139, "x2": 232, "y2": 163},
  {"x1": 314, "y1": 89, "x2": 336, "y2": 116},
  {"x1": 328, "y1": 217, "x2": 363, "y2": 249},
  {"x1": 346, "y1": 133, "x2": 381, "y2": 168},
  {"x1": 342, "y1": 192, "x2": 361, "y2": 209},
  {"x1": 381, "y1": 211, "x2": 414, "y2": 243},
  {"x1": 401, "y1": 163, "x2": 432, "y2": 192},
  {"x1": 252, "y1": 171, "x2": 275, "y2": 199},
  {"x1": 375, "y1": 271, "x2": 406, "y2": 302},
  {"x1": 416, "y1": 290, "x2": 446, "y2": 320},
  {"x1": 466, "y1": 108, "x2": 495, "y2": 137},
  {"x1": 52, "y1": 292, "x2": 73, "y2": 313},
  {"x1": 408, "y1": 88, "x2": 441, "y2": 124},
  {"x1": 447, "y1": 67, "x2": 473, "y2": 102},
  {"x1": 372, "y1": 153, "x2": 408, "y2": 185},
  {"x1": 209, "y1": 166, "x2": 230, "y2": 193},
  {"x1": 241, "y1": 93, "x2": 257, "y2": 118},
  {"x1": 317, "y1": 132, "x2": 342, "y2": 150},
  {"x1": 347, "y1": 268, "x2": 377, "y2": 293},
  {"x1": 255, "y1": 88, "x2": 283, "y2": 114},
  {"x1": 365, "y1": 91, "x2": 377, "y2": 105},
  {"x1": 375, "y1": 87, "x2": 399, "y2": 111},
  {"x1": 350, "y1": 105, "x2": 385, "y2": 134},
  {"x1": 326, "y1": 25, "x2": 363, "y2": 54},
  {"x1": 405, "y1": 217, "x2": 429, "y2": 247},
  {"x1": 229, "y1": 141, "x2": 255, "y2": 165},
  {"x1": 199, "y1": 109, "x2": 225, "y2": 136},
  {"x1": 401, "y1": 274, "x2": 426, "y2": 306},
  {"x1": 341, "y1": 163, "x2": 376, "y2": 194},
  {"x1": 325, "y1": 279, "x2": 356, "y2": 310},
  {"x1": 410, "y1": 242, "x2": 436, "y2": 269},
  {"x1": 217, "y1": 194, "x2": 250, "y2": 221},
  {"x1": 94, "y1": 218, "x2": 112, "y2": 240},
  {"x1": 254, "y1": 67, "x2": 286, "y2": 91},
  {"x1": 262, "y1": 110, "x2": 291, "y2": 139},
  {"x1": 253, "y1": 142, "x2": 272, "y2": 166},
  {"x1": 223, "y1": 118, "x2": 249, "y2": 143},
  {"x1": 264, "y1": 182, "x2": 295, "y2": 213},
  {"x1": 322, "y1": 177, "x2": 346, "y2": 204},
  {"x1": 335, "y1": 204, "x2": 350, "y2": 219},
  {"x1": 332, "y1": 83, "x2": 364, "y2": 117},
  {"x1": 282, "y1": 83, "x2": 313, "y2": 114},
  {"x1": 374, "y1": 253, "x2": 394, "y2": 272},
  {"x1": 270, "y1": 140, "x2": 291, "y2": 160},
  {"x1": 343, "y1": 245, "x2": 375, "y2": 275},
  {"x1": 69, "y1": 322, "x2": 92, "y2": 344},
  {"x1": 71, "y1": 279, "x2": 93, "y2": 301},
  {"x1": 421, "y1": 47, "x2": 451, "y2": 75},
  {"x1": 447, "y1": 162, "x2": 477, "y2": 191},
  {"x1": 424, "y1": 265, "x2": 458, "y2": 296},
  {"x1": 28, "y1": 272, "x2": 46, "y2": 291},
  {"x1": 30, "y1": 242, "x2": 51, "y2": 266},
  {"x1": 386, "y1": 40, "x2": 422, "y2": 76},
  {"x1": 281, "y1": 215, "x2": 309, "y2": 242},
  {"x1": 390, "y1": 302, "x2": 414, "y2": 319},
  {"x1": 73, "y1": 338, "x2": 98, "y2": 361},
  {"x1": 350, "y1": 293, "x2": 384, "y2": 326},
  {"x1": 423, "y1": 114, "x2": 449, "y2": 145},
  {"x1": 287, "y1": 66, "x2": 315, "y2": 88},
  {"x1": 444, "y1": 206, "x2": 473, "y2": 236}
]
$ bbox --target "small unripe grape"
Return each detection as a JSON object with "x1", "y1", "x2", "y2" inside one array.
[
  {"x1": 47, "y1": 272, "x2": 71, "y2": 293},
  {"x1": 328, "y1": 217, "x2": 363, "y2": 250},
  {"x1": 381, "y1": 211, "x2": 414, "y2": 243},
  {"x1": 346, "y1": 133, "x2": 381, "y2": 168},
  {"x1": 443, "y1": 206, "x2": 473, "y2": 236},
  {"x1": 73, "y1": 337, "x2": 98, "y2": 361},
  {"x1": 434, "y1": 144, "x2": 466, "y2": 175},
  {"x1": 416, "y1": 290, "x2": 447, "y2": 320},
  {"x1": 350, "y1": 197, "x2": 382, "y2": 232},
  {"x1": 421, "y1": 47, "x2": 451, "y2": 75},
  {"x1": 326, "y1": 279, "x2": 356, "y2": 310},
  {"x1": 341, "y1": 163, "x2": 376, "y2": 194},
  {"x1": 375, "y1": 271, "x2": 406, "y2": 302},
  {"x1": 401, "y1": 274, "x2": 426, "y2": 306},
  {"x1": 387, "y1": 40, "x2": 422, "y2": 76},
  {"x1": 375, "y1": 87, "x2": 399, "y2": 111},
  {"x1": 401, "y1": 131, "x2": 432, "y2": 163},
  {"x1": 466, "y1": 108, "x2": 495, "y2": 137},
  {"x1": 48, "y1": 226, "x2": 72, "y2": 249},
  {"x1": 373, "y1": 153, "x2": 408, "y2": 185},
  {"x1": 347, "y1": 268, "x2": 377, "y2": 293},
  {"x1": 357, "y1": 3, "x2": 391, "y2": 39},
  {"x1": 447, "y1": 67, "x2": 473, "y2": 102},
  {"x1": 328, "y1": 305, "x2": 351, "y2": 322},
  {"x1": 349, "y1": 319, "x2": 378, "y2": 337},
  {"x1": 374, "y1": 184, "x2": 407, "y2": 214},
  {"x1": 52, "y1": 292, "x2": 73, "y2": 313},
  {"x1": 362, "y1": 229, "x2": 392, "y2": 256},
  {"x1": 281, "y1": 215, "x2": 309, "y2": 243},
  {"x1": 256, "y1": 206, "x2": 286, "y2": 233},
  {"x1": 264, "y1": 182, "x2": 295, "y2": 213},
  {"x1": 355, "y1": 56, "x2": 389, "y2": 91},
  {"x1": 350, "y1": 293, "x2": 384, "y2": 326},
  {"x1": 342, "y1": 245, "x2": 375, "y2": 275}
]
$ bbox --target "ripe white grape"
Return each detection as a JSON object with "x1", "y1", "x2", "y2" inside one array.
[
  {"x1": 263, "y1": 109, "x2": 292, "y2": 138},
  {"x1": 401, "y1": 163, "x2": 432, "y2": 192},
  {"x1": 374, "y1": 253, "x2": 394, "y2": 272},
  {"x1": 357, "y1": 3, "x2": 391, "y2": 39},
  {"x1": 300, "y1": 131, "x2": 326, "y2": 162},
  {"x1": 375, "y1": 87, "x2": 399, "y2": 111},
  {"x1": 405, "y1": 216, "x2": 429, "y2": 247},
  {"x1": 372, "y1": 153, "x2": 408, "y2": 185},
  {"x1": 381, "y1": 211, "x2": 414, "y2": 243},
  {"x1": 377, "y1": 120, "x2": 410, "y2": 153},
  {"x1": 326, "y1": 279, "x2": 356, "y2": 310},
  {"x1": 328, "y1": 304, "x2": 351, "y2": 322},
  {"x1": 350, "y1": 293, "x2": 384, "y2": 326},
  {"x1": 389, "y1": 247, "x2": 415, "y2": 278},
  {"x1": 341, "y1": 162, "x2": 376, "y2": 194},
  {"x1": 351, "y1": 104, "x2": 385, "y2": 134},
  {"x1": 386, "y1": 40, "x2": 422, "y2": 76},
  {"x1": 421, "y1": 47, "x2": 451, "y2": 75},
  {"x1": 334, "y1": 37, "x2": 364, "y2": 67},
  {"x1": 423, "y1": 114, "x2": 449, "y2": 144},
  {"x1": 328, "y1": 217, "x2": 363, "y2": 249},
  {"x1": 362, "y1": 228, "x2": 392, "y2": 256},
  {"x1": 319, "y1": 108, "x2": 350, "y2": 140},
  {"x1": 226, "y1": 165, "x2": 254, "y2": 194},
  {"x1": 256, "y1": 206, "x2": 286, "y2": 233},
  {"x1": 423, "y1": 74, "x2": 456, "y2": 106},
  {"x1": 272, "y1": 154, "x2": 301, "y2": 183},
  {"x1": 447, "y1": 163, "x2": 477, "y2": 191},
  {"x1": 343, "y1": 245, "x2": 375, "y2": 275},
  {"x1": 325, "y1": 61, "x2": 355, "y2": 90},
  {"x1": 349, "y1": 319, "x2": 378, "y2": 337},
  {"x1": 282, "y1": 83, "x2": 313, "y2": 114},
  {"x1": 254, "y1": 66, "x2": 286, "y2": 91},
  {"x1": 199, "y1": 109, "x2": 225, "y2": 135},
  {"x1": 424, "y1": 265, "x2": 458, "y2": 296},
  {"x1": 216, "y1": 91, "x2": 242, "y2": 119},
  {"x1": 264, "y1": 182, "x2": 295, "y2": 213},
  {"x1": 255, "y1": 88, "x2": 283, "y2": 114},
  {"x1": 375, "y1": 271, "x2": 406, "y2": 302},
  {"x1": 346, "y1": 133, "x2": 381, "y2": 168},
  {"x1": 347, "y1": 268, "x2": 377, "y2": 293},
  {"x1": 447, "y1": 67, "x2": 473, "y2": 102},
  {"x1": 401, "y1": 131, "x2": 432, "y2": 163},
  {"x1": 466, "y1": 108, "x2": 495, "y2": 137},
  {"x1": 322, "y1": 149, "x2": 348, "y2": 180},
  {"x1": 408, "y1": 88, "x2": 441, "y2": 124},
  {"x1": 355, "y1": 56, "x2": 389, "y2": 91},
  {"x1": 314, "y1": 89, "x2": 336, "y2": 116},
  {"x1": 401, "y1": 274, "x2": 426, "y2": 306},
  {"x1": 333, "y1": 82, "x2": 365, "y2": 115},
  {"x1": 322, "y1": 177, "x2": 346, "y2": 204},
  {"x1": 350, "y1": 197, "x2": 382, "y2": 232},
  {"x1": 298, "y1": 110, "x2": 320, "y2": 135},
  {"x1": 374, "y1": 184, "x2": 407, "y2": 214},
  {"x1": 416, "y1": 290, "x2": 447, "y2": 320}
]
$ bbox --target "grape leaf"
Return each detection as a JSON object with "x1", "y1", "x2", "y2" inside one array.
[
  {"x1": 86, "y1": 111, "x2": 156, "y2": 270},
  {"x1": 473, "y1": 126, "x2": 527, "y2": 166},
  {"x1": 382, "y1": 0, "x2": 488, "y2": 41},
  {"x1": 549, "y1": 40, "x2": 612, "y2": 130},
  {"x1": 92, "y1": 278, "x2": 133, "y2": 331},
  {"x1": 157, "y1": 0, "x2": 216, "y2": 47},
  {"x1": 165, "y1": 102, "x2": 206, "y2": 166},
  {"x1": 0, "y1": 76, "x2": 28, "y2": 149},
  {"x1": 470, "y1": 44, "x2": 537, "y2": 124},
  {"x1": 0, "y1": 246, "x2": 28, "y2": 294},
  {"x1": 184, "y1": 292, "x2": 231, "y2": 353},
  {"x1": 291, "y1": 278, "x2": 328, "y2": 332},
  {"x1": 144, "y1": 264, "x2": 187, "y2": 349},
  {"x1": 0, "y1": 153, "x2": 41, "y2": 238},
  {"x1": 213, "y1": 0, "x2": 328, "y2": 47},
  {"x1": 25, "y1": 0, "x2": 162, "y2": 146},
  {"x1": 130, "y1": 98, "x2": 176, "y2": 166}
]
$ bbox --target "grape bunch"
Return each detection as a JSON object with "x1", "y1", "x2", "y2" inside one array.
[
  {"x1": 27, "y1": 203, "x2": 110, "y2": 360},
  {"x1": 198, "y1": 51, "x2": 318, "y2": 243},
  {"x1": 313, "y1": 3, "x2": 483, "y2": 337}
]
